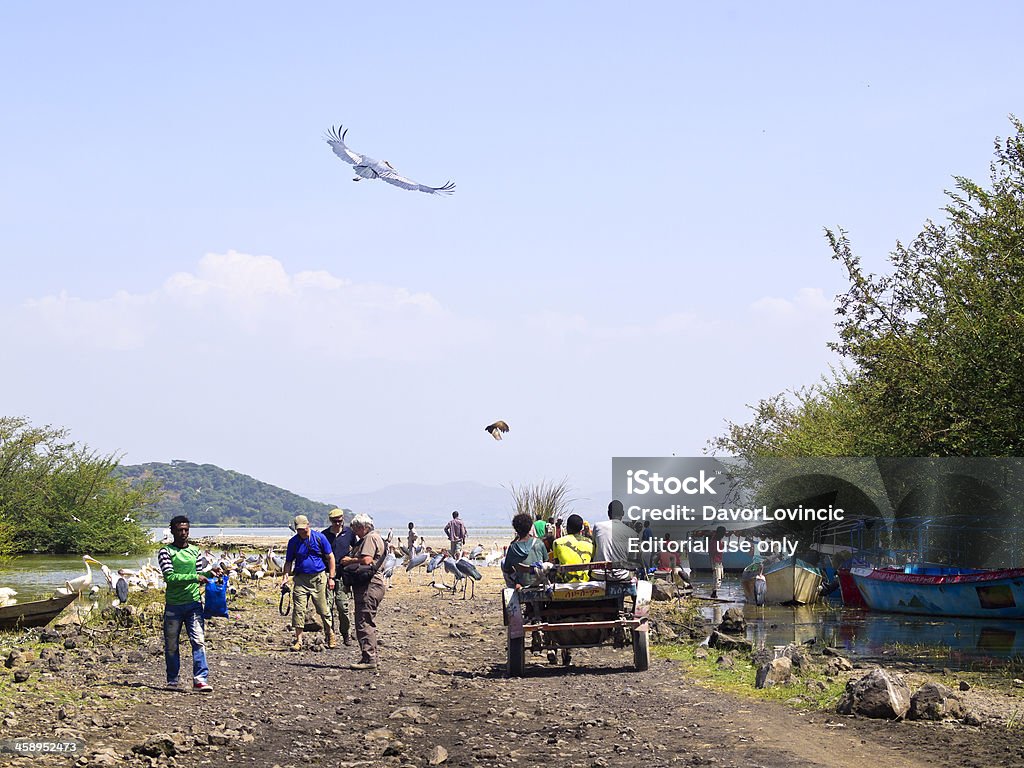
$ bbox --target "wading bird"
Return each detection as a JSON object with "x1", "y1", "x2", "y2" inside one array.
[
  {"x1": 485, "y1": 421, "x2": 509, "y2": 440},
  {"x1": 325, "y1": 126, "x2": 455, "y2": 195}
]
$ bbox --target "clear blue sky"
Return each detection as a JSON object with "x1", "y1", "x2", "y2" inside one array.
[{"x1": 1, "y1": 3, "x2": 1021, "y2": 499}]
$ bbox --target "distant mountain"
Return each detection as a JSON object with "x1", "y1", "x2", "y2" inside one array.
[{"x1": 117, "y1": 460, "x2": 333, "y2": 526}]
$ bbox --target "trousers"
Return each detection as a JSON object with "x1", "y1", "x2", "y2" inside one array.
[{"x1": 163, "y1": 601, "x2": 208, "y2": 684}]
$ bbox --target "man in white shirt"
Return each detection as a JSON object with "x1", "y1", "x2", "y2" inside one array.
[{"x1": 591, "y1": 500, "x2": 638, "y2": 582}]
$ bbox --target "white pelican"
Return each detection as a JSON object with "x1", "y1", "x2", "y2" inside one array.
[
  {"x1": 0, "y1": 587, "x2": 17, "y2": 601},
  {"x1": 325, "y1": 125, "x2": 455, "y2": 195},
  {"x1": 55, "y1": 555, "x2": 100, "y2": 595}
]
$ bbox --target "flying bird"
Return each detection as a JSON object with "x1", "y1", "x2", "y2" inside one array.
[
  {"x1": 325, "y1": 125, "x2": 455, "y2": 195},
  {"x1": 485, "y1": 421, "x2": 509, "y2": 440}
]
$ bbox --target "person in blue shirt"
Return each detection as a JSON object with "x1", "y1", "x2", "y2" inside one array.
[
  {"x1": 322, "y1": 508, "x2": 355, "y2": 646},
  {"x1": 281, "y1": 514, "x2": 335, "y2": 651}
]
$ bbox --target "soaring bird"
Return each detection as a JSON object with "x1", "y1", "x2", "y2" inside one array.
[
  {"x1": 485, "y1": 421, "x2": 509, "y2": 440},
  {"x1": 325, "y1": 125, "x2": 455, "y2": 195}
]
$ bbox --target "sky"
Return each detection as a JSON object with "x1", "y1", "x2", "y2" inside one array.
[{"x1": 2, "y1": 3, "x2": 1022, "y2": 501}]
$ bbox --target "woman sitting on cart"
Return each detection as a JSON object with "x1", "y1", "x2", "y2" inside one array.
[
  {"x1": 502, "y1": 513, "x2": 550, "y2": 588},
  {"x1": 549, "y1": 514, "x2": 594, "y2": 583}
]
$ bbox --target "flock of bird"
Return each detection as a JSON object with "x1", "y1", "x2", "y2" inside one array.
[{"x1": 1, "y1": 532, "x2": 506, "y2": 607}]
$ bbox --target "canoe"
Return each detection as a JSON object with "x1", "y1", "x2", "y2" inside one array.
[
  {"x1": 850, "y1": 565, "x2": 1024, "y2": 619},
  {"x1": 742, "y1": 557, "x2": 822, "y2": 605},
  {"x1": 0, "y1": 593, "x2": 78, "y2": 630}
]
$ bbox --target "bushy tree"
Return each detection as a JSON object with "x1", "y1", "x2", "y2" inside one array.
[
  {"x1": 714, "y1": 117, "x2": 1024, "y2": 458},
  {"x1": 0, "y1": 416, "x2": 159, "y2": 555}
]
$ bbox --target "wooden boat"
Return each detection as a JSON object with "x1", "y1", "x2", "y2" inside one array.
[
  {"x1": 850, "y1": 565, "x2": 1024, "y2": 619},
  {"x1": 0, "y1": 593, "x2": 78, "y2": 630},
  {"x1": 742, "y1": 557, "x2": 823, "y2": 605},
  {"x1": 688, "y1": 535, "x2": 756, "y2": 572}
]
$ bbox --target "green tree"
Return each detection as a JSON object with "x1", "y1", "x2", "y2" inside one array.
[{"x1": 714, "y1": 117, "x2": 1024, "y2": 459}]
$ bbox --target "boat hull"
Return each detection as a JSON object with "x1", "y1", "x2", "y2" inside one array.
[
  {"x1": 837, "y1": 568, "x2": 868, "y2": 608},
  {"x1": 0, "y1": 593, "x2": 78, "y2": 630},
  {"x1": 742, "y1": 558, "x2": 822, "y2": 605},
  {"x1": 851, "y1": 566, "x2": 1024, "y2": 619}
]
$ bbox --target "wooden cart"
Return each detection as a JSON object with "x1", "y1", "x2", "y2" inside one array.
[{"x1": 502, "y1": 561, "x2": 652, "y2": 676}]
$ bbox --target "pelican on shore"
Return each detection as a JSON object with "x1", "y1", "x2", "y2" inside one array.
[{"x1": 55, "y1": 555, "x2": 101, "y2": 595}]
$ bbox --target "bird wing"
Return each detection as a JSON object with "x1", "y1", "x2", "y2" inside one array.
[
  {"x1": 377, "y1": 167, "x2": 456, "y2": 195},
  {"x1": 325, "y1": 125, "x2": 364, "y2": 165}
]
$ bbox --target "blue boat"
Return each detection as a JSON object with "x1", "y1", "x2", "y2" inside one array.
[{"x1": 851, "y1": 565, "x2": 1024, "y2": 619}]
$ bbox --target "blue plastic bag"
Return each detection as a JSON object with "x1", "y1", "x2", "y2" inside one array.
[{"x1": 203, "y1": 574, "x2": 229, "y2": 619}]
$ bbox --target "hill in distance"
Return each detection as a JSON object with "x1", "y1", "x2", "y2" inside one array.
[{"x1": 117, "y1": 460, "x2": 334, "y2": 527}]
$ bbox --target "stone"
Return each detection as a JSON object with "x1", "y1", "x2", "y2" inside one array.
[
  {"x1": 693, "y1": 646, "x2": 708, "y2": 659},
  {"x1": 131, "y1": 735, "x2": 177, "y2": 757},
  {"x1": 39, "y1": 628, "x2": 62, "y2": 643},
  {"x1": 804, "y1": 679, "x2": 828, "y2": 693},
  {"x1": 650, "y1": 582, "x2": 675, "y2": 601},
  {"x1": 126, "y1": 650, "x2": 145, "y2": 664},
  {"x1": 427, "y1": 745, "x2": 449, "y2": 765},
  {"x1": 4, "y1": 650, "x2": 24, "y2": 668},
  {"x1": 959, "y1": 680, "x2": 971, "y2": 691},
  {"x1": 63, "y1": 637, "x2": 78, "y2": 650},
  {"x1": 836, "y1": 668, "x2": 911, "y2": 720},
  {"x1": 909, "y1": 682, "x2": 966, "y2": 721},
  {"x1": 13, "y1": 670, "x2": 31, "y2": 683},
  {"x1": 707, "y1": 631, "x2": 752, "y2": 653},
  {"x1": 824, "y1": 656, "x2": 853, "y2": 676},
  {"x1": 717, "y1": 607, "x2": 746, "y2": 634},
  {"x1": 716, "y1": 655, "x2": 735, "y2": 670},
  {"x1": 755, "y1": 656, "x2": 792, "y2": 689}
]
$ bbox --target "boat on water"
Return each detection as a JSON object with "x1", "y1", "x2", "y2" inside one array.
[
  {"x1": 742, "y1": 556, "x2": 823, "y2": 605},
  {"x1": 688, "y1": 535, "x2": 756, "y2": 572},
  {"x1": 0, "y1": 592, "x2": 78, "y2": 630},
  {"x1": 850, "y1": 564, "x2": 1024, "y2": 619},
  {"x1": 837, "y1": 568, "x2": 869, "y2": 608}
]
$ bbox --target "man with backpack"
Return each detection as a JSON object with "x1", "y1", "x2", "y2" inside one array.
[{"x1": 281, "y1": 514, "x2": 336, "y2": 651}]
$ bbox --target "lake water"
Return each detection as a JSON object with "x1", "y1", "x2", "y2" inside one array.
[{"x1": 696, "y1": 574, "x2": 1024, "y2": 669}]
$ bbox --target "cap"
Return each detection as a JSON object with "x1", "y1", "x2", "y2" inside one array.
[
  {"x1": 328, "y1": 508, "x2": 345, "y2": 520},
  {"x1": 293, "y1": 515, "x2": 310, "y2": 529}
]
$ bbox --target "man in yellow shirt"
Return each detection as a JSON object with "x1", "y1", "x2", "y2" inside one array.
[{"x1": 550, "y1": 514, "x2": 594, "y2": 583}]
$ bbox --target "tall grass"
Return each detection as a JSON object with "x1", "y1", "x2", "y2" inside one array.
[{"x1": 506, "y1": 478, "x2": 576, "y2": 523}]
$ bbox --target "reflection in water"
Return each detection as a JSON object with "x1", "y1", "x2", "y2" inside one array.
[{"x1": 697, "y1": 576, "x2": 1024, "y2": 668}]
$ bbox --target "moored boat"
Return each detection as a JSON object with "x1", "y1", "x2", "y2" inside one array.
[
  {"x1": 837, "y1": 568, "x2": 868, "y2": 608},
  {"x1": 850, "y1": 565, "x2": 1024, "y2": 619},
  {"x1": 742, "y1": 556, "x2": 823, "y2": 605},
  {"x1": 0, "y1": 592, "x2": 78, "y2": 630}
]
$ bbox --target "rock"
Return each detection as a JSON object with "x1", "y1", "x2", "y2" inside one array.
[
  {"x1": 959, "y1": 680, "x2": 971, "y2": 691},
  {"x1": 824, "y1": 656, "x2": 853, "y2": 676},
  {"x1": 1013, "y1": 678, "x2": 1024, "y2": 688},
  {"x1": 693, "y1": 647, "x2": 708, "y2": 659},
  {"x1": 836, "y1": 668, "x2": 911, "y2": 720},
  {"x1": 126, "y1": 650, "x2": 145, "y2": 664},
  {"x1": 963, "y1": 710, "x2": 984, "y2": 726},
  {"x1": 651, "y1": 582, "x2": 675, "y2": 601},
  {"x1": 63, "y1": 637, "x2": 78, "y2": 650},
  {"x1": 13, "y1": 669, "x2": 31, "y2": 683},
  {"x1": 4, "y1": 650, "x2": 24, "y2": 668},
  {"x1": 909, "y1": 682, "x2": 966, "y2": 721},
  {"x1": 427, "y1": 745, "x2": 449, "y2": 765},
  {"x1": 654, "y1": 621, "x2": 677, "y2": 641},
  {"x1": 822, "y1": 646, "x2": 845, "y2": 657},
  {"x1": 389, "y1": 706, "x2": 422, "y2": 720},
  {"x1": 755, "y1": 657, "x2": 792, "y2": 689},
  {"x1": 717, "y1": 607, "x2": 746, "y2": 634},
  {"x1": 365, "y1": 727, "x2": 395, "y2": 741},
  {"x1": 132, "y1": 735, "x2": 177, "y2": 757},
  {"x1": 208, "y1": 731, "x2": 233, "y2": 746},
  {"x1": 804, "y1": 679, "x2": 828, "y2": 693},
  {"x1": 39, "y1": 628, "x2": 62, "y2": 643},
  {"x1": 707, "y1": 631, "x2": 752, "y2": 653},
  {"x1": 383, "y1": 741, "x2": 406, "y2": 756},
  {"x1": 84, "y1": 747, "x2": 121, "y2": 767},
  {"x1": 716, "y1": 655, "x2": 735, "y2": 670}
]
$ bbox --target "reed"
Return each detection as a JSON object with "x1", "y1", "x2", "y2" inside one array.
[{"x1": 506, "y1": 478, "x2": 576, "y2": 523}]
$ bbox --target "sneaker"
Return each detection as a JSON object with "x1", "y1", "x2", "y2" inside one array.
[
  {"x1": 290, "y1": 639, "x2": 302, "y2": 652},
  {"x1": 349, "y1": 660, "x2": 377, "y2": 670},
  {"x1": 326, "y1": 631, "x2": 337, "y2": 649},
  {"x1": 166, "y1": 680, "x2": 182, "y2": 690},
  {"x1": 710, "y1": 590, "x2": 718, "y2": 599},
  {"x1": 193, "y1": 681, "x2": 213, "y2": 693},
  {"x1": 341, "y1": 634, "x2": 352, "y2": 646}
]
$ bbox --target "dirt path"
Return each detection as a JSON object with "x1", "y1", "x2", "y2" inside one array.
[{"x1": 3, "y1": 569, "x2": 1024, "y2": 768}]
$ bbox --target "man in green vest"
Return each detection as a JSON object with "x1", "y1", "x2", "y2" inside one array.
[{"x1": 158, "y1": 515, "x2": 220, "y2": 692}]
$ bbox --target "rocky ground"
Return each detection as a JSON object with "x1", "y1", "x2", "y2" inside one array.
[{"x1": 3, "y1": 560, "x2": 1024, "y2": 768}]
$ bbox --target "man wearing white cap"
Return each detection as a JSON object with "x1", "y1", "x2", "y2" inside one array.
[{"x1": 281, "y1": 514, "x2": 336, "y2": 651}]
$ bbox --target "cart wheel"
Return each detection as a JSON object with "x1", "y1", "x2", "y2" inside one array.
[
  {"x1": 560, "y1": 648, "x2": 571, "y2": 666},
  {"x1": 632, "y1": 629, "x2": 649, "y2": 672},
  {"x1": 507, "y1": 634, "x2": 525, "y2": 677}
]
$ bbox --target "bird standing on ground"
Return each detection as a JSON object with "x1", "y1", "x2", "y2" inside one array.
[
  {"x1": 485, "y1": 421, "x2": 509, "y2": 440},
  {"x1": 325, "y1": 125, "x2": 455, "y2": 195}
]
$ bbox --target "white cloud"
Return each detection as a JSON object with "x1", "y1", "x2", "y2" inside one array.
[
  {"x1": 750, "y1": 287, "x2": 832, "y2": 320},
  {"x1": 12, "y1": 251, "x2": 469, "y2": 361}
]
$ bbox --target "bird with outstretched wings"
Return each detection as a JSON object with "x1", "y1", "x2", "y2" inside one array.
[
  {"x1": 325, "y1": 125, "x2": 455, "y2": 195},
  {"x1": 485, "y1": 421, "x2": 509, "y2": 440}
]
